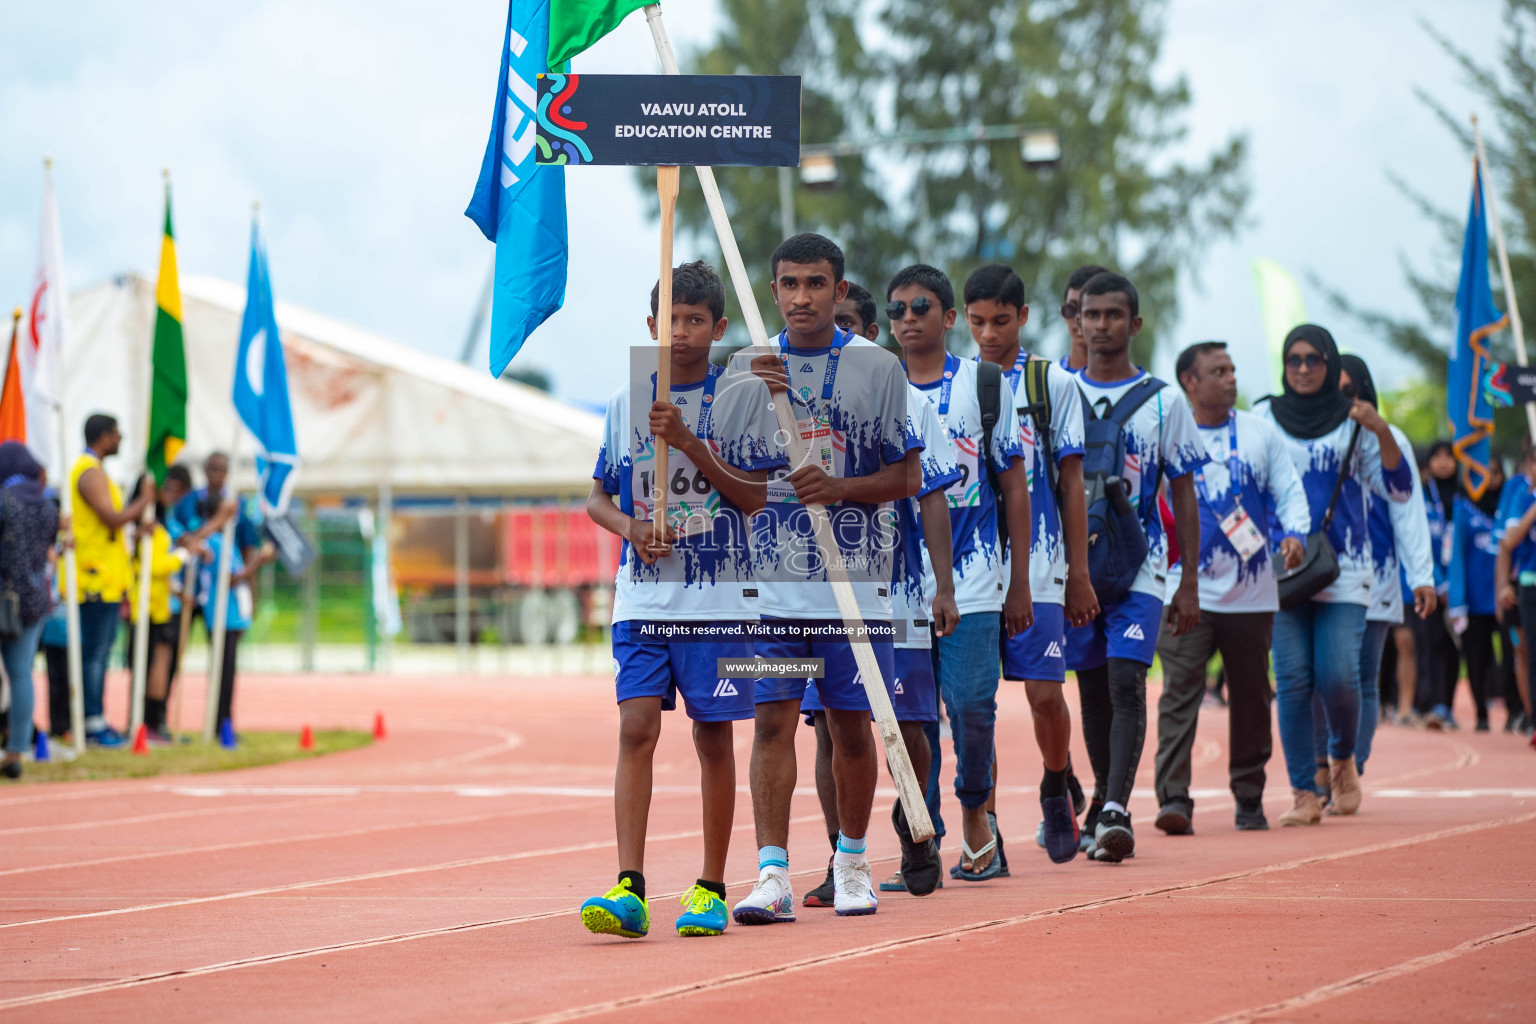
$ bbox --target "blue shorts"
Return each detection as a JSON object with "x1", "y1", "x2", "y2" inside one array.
[
  {"x1": 612, "y1": 620, "x2": 756, "y2": 722},
  {"x1": 1064, "y1": 591, "x2": 1164, "y2": 671},
  {"x1": 758, "y1": 617, "x2": 895, "y2": 711},
  {"x1": 1000, "y1": 602, "x2": 1066, "y2": 682},
  {"x1": 806, "y1": 648, "x2": 934, "y2": 721}
]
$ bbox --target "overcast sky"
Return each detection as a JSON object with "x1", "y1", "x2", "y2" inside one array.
[{"x1": 0, "y1": 0, "x2": 1507, "y2": 413}]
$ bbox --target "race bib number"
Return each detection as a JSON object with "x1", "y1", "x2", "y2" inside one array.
[
  {"x1": 945, "y1": 437, "x2": 982, "y2": 508},
  {"x1": 634, "y1": 456, "x2": 720, "y2": 537},
  {"x1": 1220, "y1": 506, "x2": 1266, "y2": 560},
  {"x1": 767, "y1": 415, "x2": 838, "y2": 504}
]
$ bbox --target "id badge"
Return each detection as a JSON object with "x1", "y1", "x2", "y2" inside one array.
[
  {"x1": 1220, "y1": 506, "x2": 1266, "y2": 560},
  {"x1": 768, "y1": 415, "x2": 836, "y2": 504}
]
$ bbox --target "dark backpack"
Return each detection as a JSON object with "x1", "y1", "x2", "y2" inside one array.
[
  {"x1": 980, "y1": 357, "x2": 1057, "y2": 550},
  {"x1": 1080, "y1": 376, "x2": 1166, "y2": 605}
]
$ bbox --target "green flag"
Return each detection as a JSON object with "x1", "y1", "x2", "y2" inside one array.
[
  {"x1": 1251, "y1": 258, "x2": 1307, "y2": 395},
  {"x1": 146, "y1": 185, "x2": 187, "y2": 484},
  {"x1": 548, "y1": 0, "x2": 652, "y2": 68}
]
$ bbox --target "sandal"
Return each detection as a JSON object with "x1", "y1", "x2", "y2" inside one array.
[{"x1": 952, "y1": 834, "x2": 1002, "y2": 881}]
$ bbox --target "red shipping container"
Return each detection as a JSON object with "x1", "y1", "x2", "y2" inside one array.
[{"x1": 505, "y1": 505, "x2": 620, "y2": 588}]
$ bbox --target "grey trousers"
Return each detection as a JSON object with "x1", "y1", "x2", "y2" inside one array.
[{"x1": 1154, "y1": 607, "x2": 1274, "y2": 811}]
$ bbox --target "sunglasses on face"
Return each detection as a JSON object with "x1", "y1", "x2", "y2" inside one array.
[
  {"x1": 886, "y1": 296, "x2": 933, "y2": 320},
  {"x1": 1059, "y1": 301, "x2": 1079, "y2": 319},
  {"x1": 1285, "y1": 353, "x2": 1324, "y2": 370}
]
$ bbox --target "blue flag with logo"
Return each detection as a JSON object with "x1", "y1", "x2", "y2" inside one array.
[
  {"x1": 465, "y1": 0, "x2": 568, "y2": 377},
  {"x1": 1448, "y1": 158, "x2": 1508, "y2": 501},
  {"x1": 233, "y1": 219, "x2": 299, "y2": 516}
]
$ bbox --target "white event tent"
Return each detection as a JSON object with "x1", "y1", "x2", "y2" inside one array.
[{"x1": 57, "y1": 273, "x2": 602, "y2": 498}]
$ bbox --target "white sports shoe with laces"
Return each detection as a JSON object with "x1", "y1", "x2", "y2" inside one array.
[
  {"x1": 833, "y1": 858, "x2": 878, "y2": 916},
  {"x1": 732, "y1": 868, "x2": 796, "y2": 924}
]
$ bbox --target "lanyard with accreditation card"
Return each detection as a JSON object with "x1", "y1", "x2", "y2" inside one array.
[
  {"x1": 1194, "y1": 411, "x2": 1267, "y2": 561},
  {"x1": 650, "y1": 362, "x2": 722, "y2": 444},
  {"x1": 768, "y1": 329, "x2": 846, "y2": 502},
  {"x1": 644, "y1": 364, "x2": 723, "y2": 536}
]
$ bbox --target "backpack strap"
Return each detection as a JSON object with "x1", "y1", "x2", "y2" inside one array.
[
  {"x1": 976, "y1": 360, "x2": 1009, "y2": 546},
  {"x1": 1023, "y1": 357, "x2": 1058, "y2": 496},
  {"x1": 1104, "y1": 376, "x2": 1166, "y2": 428}
]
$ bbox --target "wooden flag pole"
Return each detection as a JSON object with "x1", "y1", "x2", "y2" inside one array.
[
  {"x1": 1473, "y1": 114, "x2": 1536, "y2": 444},
  {"x1": 653, "y1": 165, "x2": 681, "y2": 543},
  {"x1": 642, "y1": 4, "x2": 935, "y2": 842}
]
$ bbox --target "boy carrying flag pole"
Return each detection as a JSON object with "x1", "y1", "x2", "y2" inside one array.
[{"x1": 582, "y1": 261, "x2": 784, "y2": 939}]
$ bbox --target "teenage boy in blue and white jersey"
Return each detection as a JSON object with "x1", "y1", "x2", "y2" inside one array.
[
  {"x1": 1067, "y1": 272, "x2": 1207, "y2": 862},
  {"x1": 581, "y1": 261, "x2": 784, "y2": 941},
  {"x1": 733, "y1": 234, "x2": 924, "y2": 921},
  {"x1": 800, "y1": 285, "x2": 960, "y2": 907},
  {"x1": 1154, "y1": 342, "x2": 1309, "y2": 834},
  {"x1": 890, "y1": 263, "x2": 1034, "y2": 882},
  {"x1": 966, "y1": 264, "x2": 1097, "y2": 865},
  {"x1": 1496, "y1": 441, "x2": 1536, "y2": 736}
]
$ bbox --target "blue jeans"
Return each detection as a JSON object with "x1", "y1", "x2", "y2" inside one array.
[
  {"x1": 1310, "y1": 618, "x2": 1391, "y2": 777},
  {"x1": 1274, "y1": 600, "x2": 1365, "y2": 793},
  {"x1": 2, "y1": 619, "x2": 45, "y2": 754},
  {"x1": 78, "y1": 600, "x2": 121, "y2": 728},
  {"x1": 935, "y1": 613, "x2": 1001, "y2": 810}
]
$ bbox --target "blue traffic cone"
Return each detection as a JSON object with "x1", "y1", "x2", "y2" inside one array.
[
  {"x1": 33, "y1": 731, "x2": 49, "y2": 763},
  {"x1": 218, "y1": 718, "x2": 237, "y2": 750}
]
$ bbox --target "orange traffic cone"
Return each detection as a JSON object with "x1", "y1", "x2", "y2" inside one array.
[
  {"x1": 372, "y1": 712, "x2": 387, "y2": 740},
  {"x1": 299, "y1": 724, "x2": 314, "y2": 751},
  {"x1": 131, "y1": 723, "x2": 149, "y2": 755}
]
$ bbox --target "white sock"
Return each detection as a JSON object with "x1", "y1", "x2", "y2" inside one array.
[{"x1": 1103, "y1": 801, "x2": 1127, "y2": 816}]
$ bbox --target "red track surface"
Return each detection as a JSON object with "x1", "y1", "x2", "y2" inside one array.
[{"x1": 2, "y1": 671, "x2": 1533, "y2": 1022}]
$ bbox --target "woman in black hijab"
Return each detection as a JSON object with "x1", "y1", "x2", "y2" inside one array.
[
  {"x1": 1258, "y1": 326, "x2": 1414, "y2": 827},
  {"x1": 0, "y1": 442, "x2": 60, "y2": 778}
]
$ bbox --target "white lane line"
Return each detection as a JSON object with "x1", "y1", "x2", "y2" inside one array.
[
  {"x1": 500, "y1": 810, "x2": 1536, "y2": 1024},
  {"x1": 0, "y1": 796, "x2": 353, "y2": 838},
  {"x1": 1196, "y1": 921, "x2": 1536, "y2": 1024}
]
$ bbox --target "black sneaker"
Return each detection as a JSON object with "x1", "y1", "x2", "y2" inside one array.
[
  {"x1": 893, "y1": 801, "x2": 943, "y2": 896},
  {"x1": 1234, "y1": 797, "x2": 1269, "y2": 831},
  {"x1": 1093, "y1": 809, "x2": 1135, "y2": 863},
  {"x1": 802, "y1": 856, "x2": 835, "y2": 907},
  {"x1": 1154, "y1": 803, "x2": 1193, "y2": 835}
]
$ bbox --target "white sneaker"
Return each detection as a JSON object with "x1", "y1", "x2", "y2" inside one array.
[
  {"x1": 732, "y1": 869, "x2": 796, "y2": 925},
  {"x1": 833, "y1": 858, "x2": 878, "y2": 916}
]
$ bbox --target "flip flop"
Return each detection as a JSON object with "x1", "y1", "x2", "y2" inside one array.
[
  {"x1": 988, "y1": 811, "x2": 1010, "y2": 876},
  {"x1": 952, "y1": 835, "x2": 1002, "y2": 881}
]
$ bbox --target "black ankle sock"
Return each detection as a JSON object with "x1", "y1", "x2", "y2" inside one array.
[
  {"x1": 697, "y1": 878, "x2": 726, "y2": 900},
  {"x1": 828, "y1": 832, "x2": 839, "y2": 852},
  {"x1": 1041, "y1": 765, "x2": 1069, "y2": 798},
  {"x1": 618, "y1": 870, "x2": 645, "y2": 900}
]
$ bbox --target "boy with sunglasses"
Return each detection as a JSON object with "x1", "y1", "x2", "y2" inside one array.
[
  {"x1": 889, "y1": 263, "x2": 1033, "y2": 881},
  {"x1": 1058, "y1": 264, "x2": 1110, "y2": 371},
  {"x1": 966, "y1": 264, "x2": 1097, "y2": 864}
]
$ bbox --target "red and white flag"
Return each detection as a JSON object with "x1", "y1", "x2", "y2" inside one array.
[{"x1": 24, "y1": 164, "x2": 68, "y2": 476}]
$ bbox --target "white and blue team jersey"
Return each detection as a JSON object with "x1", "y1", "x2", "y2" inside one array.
[
  {"x1": 1165, "y1": 409, "x2": 1310, "y2": 614},
  {"x1": 1071, "y1": 368, "x2": 1208, "y2": 600},
  {"x1": 1449, "y1": 494, "x2": 1501, "y2": 618},
  {"x1": 1366, "y1": 424, "x2": 1434, "y2": 625},
  {"x1": 893, "y1": 390, "x2": 962, "y2": 650},
  {"x1": 730, "y1": 328, "x2": 922, "y2": 621},
  {"x1": 1423, "y1": 481, "x2": 1452, "y2": 596},
  {"x1": 1253, "y1": 403, "x2": 1415, "y2": 606},
  {"x1": 912, "y1": 354, "x2": 1024, "y2": 616},
  {"x1": 595, "y1": 364, "x2": 786, "y2": 623},
  {"x1": 1496, "y1": 473, "x2": 1536, "y2": 584},
  {"x1": 996, "y1": 351, "x2": 1086, "y2": 606}
]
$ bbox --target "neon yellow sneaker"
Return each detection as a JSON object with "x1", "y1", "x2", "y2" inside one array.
[
  {"x1": 676, "y1": 883, "x2": 729, "y2": 937},
  {"x1": 580, "y1": 878, "x2": 649, "y2": 938}
]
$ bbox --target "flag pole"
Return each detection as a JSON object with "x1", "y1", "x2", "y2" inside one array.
[
  {"x1": 128, "y1": 508, "x2": 155, "y2": 739},
  {"x1": 642, "y1": 4, "x2": 934, "y2": 841},
  {"x1": 1472, "y1": 115, "x2": 1536, "y2": 444},
  {"x1": 42, "y1": 157, "x2": 87, "y2": 755},
  {"x1": 653, "y1": 166, "x2": 680, "y2": 543}
]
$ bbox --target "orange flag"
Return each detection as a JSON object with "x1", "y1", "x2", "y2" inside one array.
[{"x1": 0, "y1": 310, "x2": 25, "y2": 444}]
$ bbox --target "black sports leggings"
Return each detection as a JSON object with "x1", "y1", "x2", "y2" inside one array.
[
  {"x1": 1461, "y1": 614, "x2": 1496, "y2": 724},
  {"x1": 1076, "y1": 658, "x2": 1149, "y2": 808}
]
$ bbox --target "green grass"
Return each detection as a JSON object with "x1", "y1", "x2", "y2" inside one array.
[{"x1": 15, "y1": 730, "x2": 372, "y2": 784}]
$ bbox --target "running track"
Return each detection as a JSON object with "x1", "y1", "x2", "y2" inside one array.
[{"x1": 2, "y1": 672, "x2": 1533, "y2": 1022}]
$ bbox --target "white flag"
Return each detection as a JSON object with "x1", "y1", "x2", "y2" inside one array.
[{"x1": 24, "y1": 165, "x2": 68, "y2": 477}]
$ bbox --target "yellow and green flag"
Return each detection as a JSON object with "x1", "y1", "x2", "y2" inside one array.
[{"x1": 146, "y1": 184, "x2": 187, "y2": 483}]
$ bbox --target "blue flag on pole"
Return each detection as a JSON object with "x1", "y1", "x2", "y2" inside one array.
[
  {"x1": 465, "y1": 0, "x2": 568, "y2": 377},
  {"x1": 1448, "y1": 158, "x2": 1509, "y2": 501},
  {"x1": 233, "y1": 218, "x2": 300, "y2": 516}
]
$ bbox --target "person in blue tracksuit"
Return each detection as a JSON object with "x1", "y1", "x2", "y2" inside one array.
[
  {"x1": 1495, "y1": 444, "x2": 1536, "y2": 734},
  {"x1": 1416, "y1": 442, "x2": 1460, "y2": 728},
  {"x1": 1448, "y1": 471, "x2": 1506, "y2": 731}
]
